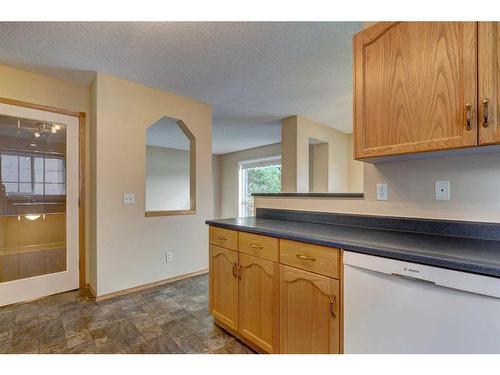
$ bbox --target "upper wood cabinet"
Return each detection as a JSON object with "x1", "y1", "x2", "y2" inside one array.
[
  {"x1": 238, "y1": 253, "x2": 279, "y2": 353},
  {"x1": 209, "y1": 245, "x2": 239, "y2": 331},
  {"x1": 280, "y1": 265, "x2": 340, "y2": 354},
  {"x1": 478, "y1": 22, "x2": 500, "y2": 145},
  {"x1": 354, "y1": 22, "x2": 478, "y2": 159}
]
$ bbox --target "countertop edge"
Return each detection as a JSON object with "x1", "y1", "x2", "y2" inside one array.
[
  {"x1": 205, "y1": 220, "x2": 500, "y2": 278},
  {"x1": 251, "y1": 192, "x2": 364, "y2": 198}
]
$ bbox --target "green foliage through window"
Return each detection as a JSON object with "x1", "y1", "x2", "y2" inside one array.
[
  {"x1": 240, "y1": 164, "x2": 281, "y2": 216},
  {"x1": 245, "y1": 165, "x2": 281, "y2": 197}
]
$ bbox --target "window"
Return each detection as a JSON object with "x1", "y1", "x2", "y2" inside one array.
[
  {"x1": 0, "y1": 153, "x2": 66, "y2": 196},
  {"x1": 239, "y1": 156, "x2": 281, "y2": 217}
]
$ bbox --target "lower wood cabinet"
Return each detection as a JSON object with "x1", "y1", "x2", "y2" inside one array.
[
  {"x1": 280, "y1": 265, "x2": 340, "y2": 354},
  {"x1": 238, "y1": 253, "x2": 279, "y2": 353},
  {"x1": 209, "y1": 245, "x2": 239, "y2": 331},
  {"x1": 208, "y1": 227, "x2": 342, "y2": 354}
]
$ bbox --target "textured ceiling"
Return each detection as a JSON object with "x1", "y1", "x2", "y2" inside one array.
[{"x1": 0, "y1": 22, "x2": 362, "y2": 154}]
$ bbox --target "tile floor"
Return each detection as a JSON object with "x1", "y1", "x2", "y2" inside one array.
[{"x1": 0, "y1": 274, "x2": 254, "y2": 354}]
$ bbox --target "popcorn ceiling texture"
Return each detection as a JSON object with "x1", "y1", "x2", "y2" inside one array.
[{"x1": 0, "y1": 22, "x2": 362, "y2": 154}]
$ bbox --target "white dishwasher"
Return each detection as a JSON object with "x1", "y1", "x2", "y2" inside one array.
[{"x1": 343, "y1": 251, "x2": 500, "y2": 353}]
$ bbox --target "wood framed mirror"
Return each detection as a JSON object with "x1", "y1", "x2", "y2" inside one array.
[{"x1": 145, "y1": 116, "x2": 196, "y2": 217}]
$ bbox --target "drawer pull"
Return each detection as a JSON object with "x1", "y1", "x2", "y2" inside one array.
[
  {"x1": 217, "y1": 235, "x2": 228, "y2": 241},
  {"x1": 465, "y1": 102, "x2": 473, "y2": 131},
  {"x1": 232, "y1": 263, "x2": 238, "y2": 279},
  {"x1": 249, "y1": 243, "x2": 263, "y2": 249},
  {"x1": 296, "y1": 254, "x2": 316, "y2": 261},
  {"x1": 330, "y1": 296, "x2": 337, "y2": 319},
  {"x1": 237, "y1": 264, "x2": 242, "y2": 280},
  {"x1": 483, "y1": 98, "x2": 489, "y2": 128}
]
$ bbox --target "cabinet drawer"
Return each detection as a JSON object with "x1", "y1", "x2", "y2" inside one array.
[
  {"x1": 279, "y1": 239, "x2": 340, "y2": 279},
  {"x1": 239, "y1": 232, "x2": 278, "y2": 262},
  {"x1": 209, "y1": 227, "x2": 238, "y2": 251}
]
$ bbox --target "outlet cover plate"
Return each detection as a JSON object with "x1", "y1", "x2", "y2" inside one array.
[
  {"x1": 376, "y1": 183, "x2": 388, "y2": 201},
  {"x1": 435, "y1": 181, "x2": 450, "y2": 200}
]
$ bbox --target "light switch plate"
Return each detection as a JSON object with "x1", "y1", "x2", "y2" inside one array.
[
  {"x1": 435, "y1": 181, "x2": 450, "y2": 200},
  {"x1": 123, "y1": 193, "x2": 136, "y2": 204},
  {"x1": 376, "y1": 183, "x2": 388, "y2": 201}
]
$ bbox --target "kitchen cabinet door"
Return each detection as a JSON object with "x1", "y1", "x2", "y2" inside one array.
[
  {"x1": 478, "y1": 22, "x2": 500, "y2": 145},
  {"x1": 209, "y1": 245, "x2": 239, "y2": 331},
  {"x1": 354, "y1": 22, "x2": 477, "y2": 159},
  {"x1": 280, "y1": 265, "x2": 340, "y2": 354},
  {"x1": 238, "y1": 253, "x2": 279, "y2": 353}
]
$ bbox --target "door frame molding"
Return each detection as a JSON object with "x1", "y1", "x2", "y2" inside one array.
[{"x1": 0, "y1": 96, "x2": 87, "y2": 288}]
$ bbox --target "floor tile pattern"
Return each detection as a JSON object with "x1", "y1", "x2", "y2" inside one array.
[{"x1": 0, "y1": 274, "x2": 254, "y2": 354}]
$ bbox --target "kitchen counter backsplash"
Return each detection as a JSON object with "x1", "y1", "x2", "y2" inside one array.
[{"x1": 255, "y1": 208, "x2": 500, "y2": 241}]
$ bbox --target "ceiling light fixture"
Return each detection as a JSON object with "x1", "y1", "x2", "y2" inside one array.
[
  {"x1": 25, "y1": 214, "x2": 41, "y2": 221},
  {"x1": 33, "y1": 122, "x2": 59, "y2": 138}
]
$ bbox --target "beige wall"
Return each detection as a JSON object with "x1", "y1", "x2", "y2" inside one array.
[
  {"x1": 146, "y1": 146, "x2": 190, "y2": 211},
  {"x1": 281, "y1": 115, "x2": 361, "y2": 193},
  {"x1": 91, "y1": 72, "x2": 212, "y2": 296},
  {"x1": 212, "y1": 154, "x2": 222, "y2": 219},
  {"x1": 218, "y1": 143, "x2": 281, "y2": 219},
  {"x1": 0, "y1": 64, "x2": 92, "y2": 285},
  {"x1": 256, "y1": 151, "x2": 500, "y2": 223},
  {"x1": 348, "y1": 134, "x2": 364, "y2": 192},
  {"x1": 0, "y1": 65, "x2": 89, "y2": 114},
  {"x1": 309, "y1": 143, "x2": 329, "y2": 193},
  {"x1": 89, "y1": 76, "x2": 97, "y2": 290},
  {"x1": 281, "y1": 116, "x2": 298, "y2": 193}
]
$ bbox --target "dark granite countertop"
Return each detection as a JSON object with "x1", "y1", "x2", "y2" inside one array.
[{"x1": 205, "y1": 216, "x2": 500, "y2": 278}]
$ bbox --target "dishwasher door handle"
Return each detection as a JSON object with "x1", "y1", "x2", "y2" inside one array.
[{"x1": 391, "y1": 273, "x2": 436, "y2": 286}]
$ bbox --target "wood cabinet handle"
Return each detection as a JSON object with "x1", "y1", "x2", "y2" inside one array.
[
  {"x1": 330, "y1": 296, "x2": 337, "y2": 319},
  {"x1": 237, "y1": 264, "x2": 242, "y2": 280},
  {"x1": 249, "y1": 243, "x2": 263, "y2": 249},
  {"x1": 465, "y1": 102, "x2": 473, "y2": 131},
  {"x1": 217, "y1": 235, "x2": 228, "y2": 241},
  {"x1": 296, "y1": 254, "x2": 316, "y2": 261},
  {"x1": 483, "y1": 98, "x2": 489, "y2": 128},
  {"x1": 232, "y1": 263, "x2": 238, "y2": 279}
]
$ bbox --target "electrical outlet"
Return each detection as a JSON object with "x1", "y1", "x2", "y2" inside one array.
[
  {"x1": 123, "y1": 193, "x2": 135, "y2": 204},
  {"x1": 166, "y1": 252, "x2": 173, "y2": 263},
  {"x1": 435, "y1": 181, "x2": 450, "y2": 200},
  {"x1": 376, "y1": 183, "x2": 388, "y2": 201}
]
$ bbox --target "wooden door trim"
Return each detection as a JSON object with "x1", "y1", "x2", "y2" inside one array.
[{"x1": 0, "y1": 97, "x2": 87, "y2": 289}]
